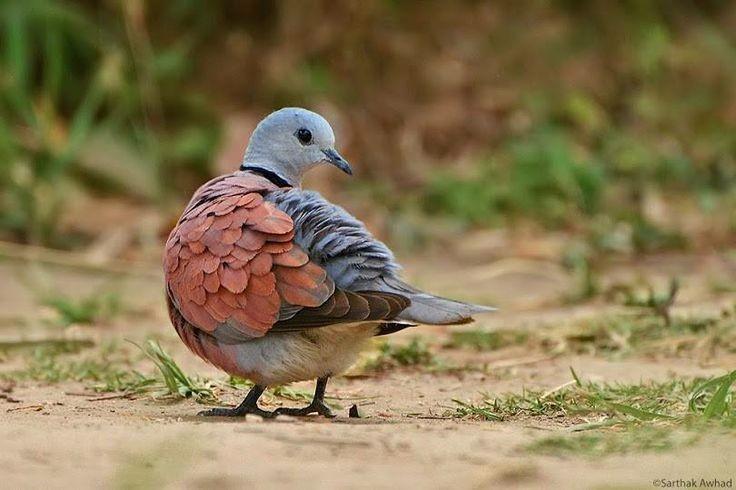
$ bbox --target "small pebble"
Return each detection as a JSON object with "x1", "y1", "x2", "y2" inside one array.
[{"x1": 349, "y1": 404, "x2": 362, "y2": 418}]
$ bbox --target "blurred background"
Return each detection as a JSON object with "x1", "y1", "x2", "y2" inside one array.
[{"x1": 1, "y1": 0, "x2": 735, "y2": 270}]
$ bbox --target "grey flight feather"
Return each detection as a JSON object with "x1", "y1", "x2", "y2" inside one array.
[
  {"x1": 265, "y1": 188, "x2": 400, "y2": 289},
  {"x1": 265, "y1": 187, "x2": 495, "y2": 325}
]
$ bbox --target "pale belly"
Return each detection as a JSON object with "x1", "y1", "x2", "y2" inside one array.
[{"x1": 227, "y1": 323, "x2": 379, "y2": 386}]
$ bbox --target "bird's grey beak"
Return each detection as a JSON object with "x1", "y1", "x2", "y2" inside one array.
[{"x1": 321, "y1": 148, "x2": 353, "y2": 175}]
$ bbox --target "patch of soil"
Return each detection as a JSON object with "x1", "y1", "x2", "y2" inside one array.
[{"x1": 0, "y1": 255, "x2": 734, "y2": 489}]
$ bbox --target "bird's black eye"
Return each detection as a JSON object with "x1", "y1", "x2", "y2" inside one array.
[{"x1": 295, "y1": 128, "x2": 312, "y2": 145}]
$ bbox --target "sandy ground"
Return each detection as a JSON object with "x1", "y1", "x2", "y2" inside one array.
[{"x1": 1, "y1": 250, "x2": 735, "y2": 490}]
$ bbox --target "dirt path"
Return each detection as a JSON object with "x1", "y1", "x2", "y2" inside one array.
[{"x1": 1, "y1": 254, "x2": 735, "y2": 489}]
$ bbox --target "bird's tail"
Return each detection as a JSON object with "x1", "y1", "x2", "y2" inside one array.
[{"x1": 377, "y1": 277, "x2": 496, "y2": 325}]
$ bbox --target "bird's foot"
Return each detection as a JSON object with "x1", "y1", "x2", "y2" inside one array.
[
  {"x1": 274, "y1": 400, "x2": 336, "y2": 418},
  {"x1": 197, "y1": 405, "x2": 276, "y2": 418}
]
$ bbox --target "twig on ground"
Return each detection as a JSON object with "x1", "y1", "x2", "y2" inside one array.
[
  {"x1": 541, "y1": 380, "x2": 577, "y2": 400},
  {"x1": 0, "y1": 240, "x2": 158, "y2": 277},
  {"x1": 487, "y1": 354, "x2": 557, "y2": 370},
  {"x1": 7, "y1": 404, "x2": 44, "y2": 412},
  {"x1": 87, "y1": 393, "x2": 136, "y2": 402}
]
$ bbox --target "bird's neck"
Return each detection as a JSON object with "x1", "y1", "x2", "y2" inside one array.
[
  {"x1": 239, "y1": 164, "x2": 297, "y2": 188},
  {"x1": 242, "y1": 140, "x2": 306, "y2": 187}
]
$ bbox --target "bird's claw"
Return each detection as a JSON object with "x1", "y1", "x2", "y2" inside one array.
[
  {"x1": 273, "y1": 400, "x2": 336, "y2": 418},
  {"x1": 197, "y1": 406, "x2": 276, "y2": 418}
]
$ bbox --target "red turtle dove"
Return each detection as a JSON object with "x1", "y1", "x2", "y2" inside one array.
[{"x1": 164, "y1": 107, "x2": 494, "y2": 418}]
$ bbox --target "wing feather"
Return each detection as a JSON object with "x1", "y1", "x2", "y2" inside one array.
[{"x1": 164, "y1": 172, "x2": 338, "y2": 339}]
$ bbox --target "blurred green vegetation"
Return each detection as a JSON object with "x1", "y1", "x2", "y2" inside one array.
[
  {"x1": 0, "y1": 0, "x2": 219, "y2": 246},
  {"x1": 0, "y1": 0, "x2": 734, "y2": 253}
]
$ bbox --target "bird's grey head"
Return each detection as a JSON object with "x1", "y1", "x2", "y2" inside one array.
[{"x1": 240, "y1": 107, "x2": 352, "y2": 186}]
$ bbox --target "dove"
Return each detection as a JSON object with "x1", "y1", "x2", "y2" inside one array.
[{"x1": 164, "y1": 107, "x2": 494, "y2": 418}]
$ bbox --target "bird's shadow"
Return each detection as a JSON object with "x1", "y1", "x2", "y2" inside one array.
[{"x1": 174, "y1": 413, "x2": 403, "y2": 426}]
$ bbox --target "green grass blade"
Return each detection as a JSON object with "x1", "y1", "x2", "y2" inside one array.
[
  {"x1": 569, "y1": 366, "x2": 582, "y2": 387},
  {"x1": 3, "y1": 3, "x2": 38, "y2": 128},
  {"x1": 54, "y1": 77, "x2": 105, "y2": 172},
  {"x1": 702, "y1": 370, "x2": 736, "y2": 419},
  {"x1": 606, "y1": 402, "x2": 673, "y2": 421},
  {"x1": 689, "y1": 371, "x2": 735, "y2": 414},
  {"x1": 452, "y1": 399, "x2": 503, "y2": 421},
  {"x1": 130, "y1": 339, "x2": 214, "y2": 401},
  {"x1": 43, "y1": 21, "x2": 63, "y2": 104},
  {"x1": 5, "y1": 3, "x2": 29, "y2": 91}
]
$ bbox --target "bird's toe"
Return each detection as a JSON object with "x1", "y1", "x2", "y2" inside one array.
[
  {"x1": 274, "y1": 401, "x2": 335, "y2": 418},
  {"x1": 197, "y1": 406, "x2": 276, "y2": 418},
  {"x1": 198, "y1": 407, "x2": 241, "y2": 417}
]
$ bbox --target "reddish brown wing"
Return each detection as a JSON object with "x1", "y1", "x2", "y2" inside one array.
[{"x1": 164, "y1": 173, "x2": 333, "y2": 338}]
